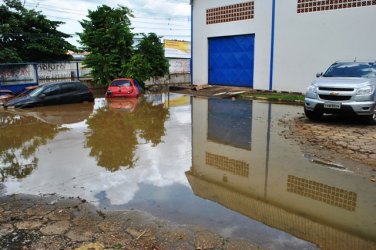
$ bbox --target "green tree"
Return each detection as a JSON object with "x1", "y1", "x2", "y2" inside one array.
[
  {"x1": 0, "y1": 0, "x2": 76, "y2": 63},
  {"x1": 131, "y1": 33, "x2": 169, "y2": 82},
  {"x1": 78, "y1": 5, "x2": 134, "y2": 86},
  {"x1": 126, "y1": 54, "x2": 152, "y2": 83}
]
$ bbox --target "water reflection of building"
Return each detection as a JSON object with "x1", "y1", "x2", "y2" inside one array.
[{"x1": 187, "y1": 97, "x2": 376, "y2": 250}]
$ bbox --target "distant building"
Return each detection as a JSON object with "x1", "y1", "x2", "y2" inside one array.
[
  {"x1": 164, "y1": 40, "x2": 191, "y2": 75},
  {"x1": 66, "y1": 51, "x2": 90, "y2": 61},
  {"x1": 190, "y1": 0, "x2": 376, "y2": 92}
]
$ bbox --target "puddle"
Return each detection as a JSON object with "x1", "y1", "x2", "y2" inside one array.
[{"x1": 0, "y1": 94, "x2": 375, "y2": 249}]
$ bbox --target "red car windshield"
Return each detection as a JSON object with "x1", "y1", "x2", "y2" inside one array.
[{"x1": 111, "y1": 80, "x2": 131, "y2": 87}]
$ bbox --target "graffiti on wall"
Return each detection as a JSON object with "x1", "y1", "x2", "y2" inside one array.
[
  {"x1": 0, "y1": 62, "x2": 91, "y2": 86},
  {"x1": 38, "y1": 63, "x2": 72, "y2": 80},
  {"x1": 0, "y1": 65, "x2": 36, "y2": 83}
]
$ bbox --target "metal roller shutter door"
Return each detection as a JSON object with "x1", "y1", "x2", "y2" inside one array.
[{"x1": 208, "y1": 34, "x2": 255, "y2": 87}]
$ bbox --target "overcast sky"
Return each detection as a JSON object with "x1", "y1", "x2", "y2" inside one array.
[{"x1": 23, "y1": 0, "x2": 191, "y2": 47}]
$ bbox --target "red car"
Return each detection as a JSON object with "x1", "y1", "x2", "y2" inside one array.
[
  {"x1": 105, "y1": 78, "x2": 142, "y2": 98},
  {"x1": 107, "y1": 97, "x2": 139, "y2": 112}
]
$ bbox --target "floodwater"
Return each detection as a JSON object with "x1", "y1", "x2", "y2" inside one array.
[{"x1": 0, "y1": 94, "x2": 375, "y2": 250}]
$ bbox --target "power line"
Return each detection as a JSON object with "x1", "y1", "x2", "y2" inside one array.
[
  {"x1": 23, "y1": 2, "x2": 191, "y2": 22},
  {"x1": 4, "y1": 1, "x2": 192, "y2": 42},
  {"x1": 20, "y1": 3, "x2": 191, "y2": 29}
]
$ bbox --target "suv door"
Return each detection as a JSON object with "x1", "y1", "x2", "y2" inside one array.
[
  {"x1": 60, "y1": 82, "x2": 80, "y2": 104},
  {"x1": 40, "y1": 84, "x2": 62, "y2": 105}
]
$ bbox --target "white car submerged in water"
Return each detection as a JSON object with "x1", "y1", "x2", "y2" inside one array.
[{"x1": 304, "y1": 61, "x2": 376, "y2": 124}]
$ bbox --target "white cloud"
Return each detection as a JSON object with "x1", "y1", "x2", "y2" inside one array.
[{"x1": 24, "y1": 0, "x2": 191, "y2": 46}]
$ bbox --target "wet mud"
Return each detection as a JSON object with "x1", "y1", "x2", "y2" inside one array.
[{"x1": 0, "y1": 194, "x2": 262, "y2": 250}]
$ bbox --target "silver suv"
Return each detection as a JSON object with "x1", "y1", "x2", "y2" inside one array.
[{"x1": 304, "y1": 61, "x2": 376, "y2": 124}]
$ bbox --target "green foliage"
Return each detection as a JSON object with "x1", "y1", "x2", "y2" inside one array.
[
  {"x1": 0, "y1": 0, "x2": 76, "y2": 63},
  {"x1": 132, "y1": 33, "x2": 169, "y2": 80},
  {"x1": 240, "y1": 92, "x2": 304, "y2": 102},
  {"x1": 126, "y1": 54, "x2": 152, "y2": 83},
  {"x1": 78, "y1": 5, "x2": 170, "y2": 86},
  {"x1": 78, "y1": 5, "x2": 134, "y2": 86}
]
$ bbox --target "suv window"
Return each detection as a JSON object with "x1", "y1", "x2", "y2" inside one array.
[
  {"x1": 323, "y1": 63, "x2": 376, "y2": 78},
  {"x1": 61, "y1": 83, "x2": 78, "y2": 93},
  {"x1": 43, "y1": 85, "x2": 61, "y2": 96}
]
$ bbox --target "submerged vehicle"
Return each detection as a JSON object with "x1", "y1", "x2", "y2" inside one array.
[
  {"x1": 105, "y1": 78, "x2": 142, "y2": 98},
  {"x1": 4, "y1": 81, "x2": 94, "y2": 108},
  {"x1": 0, "y1": 90, "x2": 15, "y2": 106},
  {"x1": 0, "y1": 86, "x2": 38, "y2": 106},
  {"x1": 107, "y1": 97, "x2": 139, "y2": 112}
]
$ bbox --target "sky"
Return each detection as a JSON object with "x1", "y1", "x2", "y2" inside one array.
[{"x1": 23, "y1": 0, "x2": 192, "y2": 47}]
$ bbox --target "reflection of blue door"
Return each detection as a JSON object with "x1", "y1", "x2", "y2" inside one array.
[
  {"x1": 209, "y1": 34, "x2": 254, "y2": 87},
  {"x1": 208, "y1": 98, "x2": 252, "y2": 150}
]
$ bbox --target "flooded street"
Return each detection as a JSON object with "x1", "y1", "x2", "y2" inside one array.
[{"x1": 1, "y1": 94, "x2": 375, "y2": 250}]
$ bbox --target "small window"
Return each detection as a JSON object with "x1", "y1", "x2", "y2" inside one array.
[
  {"x1": 61, "y1": 83, "x2": 77, "y2": 93},
  {"x1": 43, "y1": 85, "x2": 61, "y2": 96}
]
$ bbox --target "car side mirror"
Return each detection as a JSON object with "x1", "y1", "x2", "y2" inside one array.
[
  {"x1": 39, "y1": 93, "x2": 46, "y2": 98},
  {"x1": 316, "y1": 72, "x2": 323, "y2": 78}
]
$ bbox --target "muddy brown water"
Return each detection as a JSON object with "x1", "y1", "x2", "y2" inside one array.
[{"x1": 0, "y1": 93, "x2": 375, "y2": 250}]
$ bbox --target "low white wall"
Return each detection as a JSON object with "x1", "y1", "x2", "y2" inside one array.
[
  {"x1": 145, "y1": 73, "x2": 191, "y2": 86},
  {"x1": 168, "y1": 58, "x2": 190, "y2": 74},
  {"x1": 0, "y1": 62, "x2": 90, "y2": 84}
]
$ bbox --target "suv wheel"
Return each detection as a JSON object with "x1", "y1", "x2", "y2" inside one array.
[{"x1": 304, "y1": 107, "x2": 323, "y2": 121}]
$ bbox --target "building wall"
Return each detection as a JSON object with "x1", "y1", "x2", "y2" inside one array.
[
  {"x1": 273, "y1": 1, "x2": 376, "y2": 92},
  {"x1": 192, "y1": 0, "x2": 272, "y2": 89},
  {"x1": 192, "y1": 0, "x2": 376, "y2": 92},
  {"x1": 168, "y1": 58, "x2": 190, "y2": 74}
]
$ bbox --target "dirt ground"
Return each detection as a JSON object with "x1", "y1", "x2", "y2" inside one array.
[
  {"x1": 279, "y1": 113, "x2": 376, "y2": 180},
  {"x1": 0, "y1": 194, "x2": 262, "y2": 250}
]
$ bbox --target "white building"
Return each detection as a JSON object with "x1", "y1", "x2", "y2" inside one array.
[{"x1": 190, "y1": 0, "x2": 376, "y2": 92}]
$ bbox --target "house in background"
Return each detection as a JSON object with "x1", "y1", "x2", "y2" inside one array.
[{"x1": 190, "y1": 0, "x2": 376, "y2": 92}]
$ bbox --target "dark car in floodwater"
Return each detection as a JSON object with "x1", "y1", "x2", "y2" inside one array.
[{"x1": 4, "y1": 81, "x2": 94, "y2": 108}]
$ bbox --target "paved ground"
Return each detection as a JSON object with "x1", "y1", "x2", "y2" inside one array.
[
  {"x1": 0, "y1": 194, "x2": 261, "y2": 250},
  {"x1": 279, "y1": 113, "x2": 376, "y2": 180}
]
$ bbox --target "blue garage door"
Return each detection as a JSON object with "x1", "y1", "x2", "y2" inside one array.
[{"x1": 209, "y1": 34, "x2": 254, "y2": 87}]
